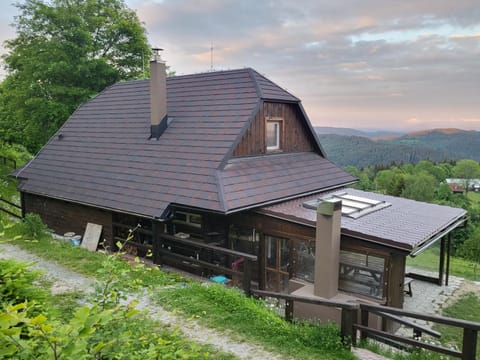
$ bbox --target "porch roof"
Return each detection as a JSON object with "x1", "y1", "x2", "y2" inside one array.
[{"x1": 257, "y1": 188, "x2": 467, "y2": 252}]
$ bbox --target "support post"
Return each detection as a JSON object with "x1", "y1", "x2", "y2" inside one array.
[
  {"x1": 341, "y1": 307, "x2": 357, "y2": 348},
  {"x1": 285, "y1": 299, "x2": 294, "y2": 322},
  {"x1": 462, "y1": 328, "x2": 478, "y2": 360},
  {"x1": 243, "y1": 259, "x2": 252, "y2": 296},
  {"x1": 438, "y1": 236, "x2": 446, "y2": 286},
  {"x1": 360, "y1": 309, "x2": 369, "y2": 342},
  {"x1": 151, "y1": 220, "x2": 160, "y2": 265},
  {"x1": 446, "y1": 233, "x2": 451, "y2": 286}
]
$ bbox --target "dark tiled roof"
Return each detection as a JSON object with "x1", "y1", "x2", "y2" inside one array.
[
  {"x1": 219, "y1": 152, "x2": 356, "y2": 212},
  {"x1": 258, "y1": 189, "x2": 467, "y2": 251},
  {"x1": 16, "y1": 68, "x2": 352, "y2": 218}
]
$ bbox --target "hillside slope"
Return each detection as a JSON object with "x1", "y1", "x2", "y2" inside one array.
[
  {"x1": 380, "y1": 129, "x2": 480, "y2": 161},
  {"x1": 317, "y1": 129, "x2": 480, "y2": 167},
  {"x1": 318, "y1": 134, "x2": 450, "y2": 167}
]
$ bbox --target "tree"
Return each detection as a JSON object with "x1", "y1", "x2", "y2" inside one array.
[
  {"x1": 0, "y1": 0, "x2": 151, "y2": 152},
  {"x1": 401, "y1": 172, "x2": 436, "y2": 202},
  {"x1": 453, "y1": 159, "x2": 480, "y2": 193}
]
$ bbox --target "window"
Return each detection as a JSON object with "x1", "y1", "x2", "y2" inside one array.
[
  {"x1": 266, "y1": 120, "x2": 282, "y2": 151},
  {"x1": 296, "y1": 240, "x2": 315, "y2": 282},
  {"x1": 173, "y1": 211, "x2": 202, "y2": 228},
  {"x1": 338, "y1": 250, "x2": 386, "y2": 299}
]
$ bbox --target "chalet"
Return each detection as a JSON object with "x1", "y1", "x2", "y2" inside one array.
[{"x1": 14, "y1": 53, "x2": 467, "y2": 327}]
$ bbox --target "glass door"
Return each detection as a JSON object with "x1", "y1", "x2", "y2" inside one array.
[{"x1": 265, "y1": 235, "x2": 290, "y2": 293}]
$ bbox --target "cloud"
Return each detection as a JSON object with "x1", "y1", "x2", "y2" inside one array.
[{"x1": 1, "y1": 0, "x2": 479, "y2": 130}]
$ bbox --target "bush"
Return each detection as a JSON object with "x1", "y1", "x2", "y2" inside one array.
[
  {"x1": 0, "y1": 259, "x2": 46, "y2": 309},
  {"x1": 16, "y1": 213, "x2": 50, "y2": 239}
]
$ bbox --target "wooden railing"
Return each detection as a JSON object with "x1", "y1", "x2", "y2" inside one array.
[
  {"x1": 357, "y1": 303, "x2": 480, "y2": 359},
  {"x1": 156, "y1": 233, "x2": 258, "y2": 295},
  {"x1": 0, "y1": 196, "x2": 21, "y2": 219},
  {"x1": 252, "y1": 290, "x2": 480, "y2": 359}
]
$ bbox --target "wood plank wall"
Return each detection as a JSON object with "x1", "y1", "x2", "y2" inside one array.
[
  {"x1": 233, "y1": 102, "x2": 315, "y2": 157},
  {"x1": 23, "y1": 193, "x2": 113, "y2": 243}
]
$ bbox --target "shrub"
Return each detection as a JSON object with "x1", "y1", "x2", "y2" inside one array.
[{"x1": 16, "y1": 213, "x2": 50, "y2": 239}]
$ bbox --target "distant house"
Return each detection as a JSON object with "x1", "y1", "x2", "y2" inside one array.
[
  {"x1": 14, "y1": 55, "x2": 467, "y2": 327},
  {"x1": 446, "y1": 178, "x2": 480, "y2": 193}
]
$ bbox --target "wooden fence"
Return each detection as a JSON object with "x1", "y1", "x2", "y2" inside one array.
[
  {"x1": 252, "y1": 290, "x2": 480, "y2": 360},
  {"x1": 149, "y1": 233, "x2": 479, "y2": 359},
  {"x1": 0, "y1": 196, "x2": 22, "y2": 219}
]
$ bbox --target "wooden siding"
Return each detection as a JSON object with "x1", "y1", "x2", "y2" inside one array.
[
  {"x1": 23, "y1": 193, "x2": 113, "y2": 244},
  {"x1": 232, "y1": 102, "x2": 315, "y2": 157},
  {"x1": 239, "y1": 212, "x2": 409, "y2": 308}
]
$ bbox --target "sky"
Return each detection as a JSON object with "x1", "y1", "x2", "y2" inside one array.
[{"x1": 1, "y1": 1, "x2": 479, "y2": 131}]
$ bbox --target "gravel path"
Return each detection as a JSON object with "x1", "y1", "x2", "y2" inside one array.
[
  {"x1": 0, "y1": 242, "x2": 395, "y2": 359},
  {"x1": 0, "y1": 242, "x2": 286, "y2": 360}
]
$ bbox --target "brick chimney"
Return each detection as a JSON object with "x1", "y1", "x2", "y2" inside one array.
[
  {"x1": 314, "y1": 199, "x2": 342, "y2": 299},
  {"x1": 150, "y1": 48, "x2": 168, "y2": 139}
]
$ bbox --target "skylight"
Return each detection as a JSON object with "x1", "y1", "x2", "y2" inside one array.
[{"x1": 302, "y1": 192, "x2": 391, "y2": 219}]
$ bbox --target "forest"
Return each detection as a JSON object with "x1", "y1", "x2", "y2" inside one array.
[{"x1": 318, "y1": 130, "x2": 480, "y2": 168}]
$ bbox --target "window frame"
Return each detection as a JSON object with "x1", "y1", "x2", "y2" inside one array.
[
  {"x1": 266, "y1": 118, "x2": 283, "y2": 151},
  {"x1": 173, "y1": 211, "x2": 202, "y2": 229}
]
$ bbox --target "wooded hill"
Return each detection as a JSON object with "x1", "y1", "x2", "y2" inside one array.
[{"x1": 317, "y1": 128, "x2": 480, "y2": 167}]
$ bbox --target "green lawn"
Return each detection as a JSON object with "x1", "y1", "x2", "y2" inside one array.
[
  {"x1": 435, "y1": 292, "x2": 480, "y2": 359},
  {"x1": 467, "y1": 191, "x2": 480, "y2": 204},
  {"x1": 407, "y1": 245, "x2": 480, "y2": 281}
]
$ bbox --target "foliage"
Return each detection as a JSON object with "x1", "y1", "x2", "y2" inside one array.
[
  {"x1": 318, "y1": 130, "x2": 480, "y2": 168},
  {"x1": 15, "y1": 213, "x2": 51, "y2": 239},
  {"x1": 0, "y1": 0, "x2": 151, "y2": 152},
  {"x1": 0, "y1": 142, "x2": 32, "y2": 168},
  {"x1": 319, "y1": 134, "x2": 451, "y2": 168},
  {"x1": 156, "y1": 283, "x2": 354, "y2": 359},
  {"x1": 344, "y1": 159, "x2": 480, "y2": 260},
  {"x1": 453, "y1": 159, "x2": 480, "y2": 193},
  {"x1": 0, "y1": 284, "x2": 228, "y2": 359},
  {"x1": 401, "y1": 172, "x2": 436, "y2": 202},
  {"x1": 0, "y1": 242, "x2": 231, "y2": 359},
  {"x1": 0, "y1": 259, "x2": 46, "y2": 309},
  {"x1": 461, "y1": 226, "x2": 480, "y2": 263}
]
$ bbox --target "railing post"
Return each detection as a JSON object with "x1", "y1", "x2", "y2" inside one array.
[
  {"x1": 243, "y1": 259, "x2": 252, "y2": 296},
  {"x1": 462, "y1": 328, "x2": 478, "y2": 360},
  {"x1": 341, "y1": 307, "x2": 357, "y2": 348},
  {"x1": 151, "y1": 220, "x2": 160, "y2": 265},
  {"x1": 360, "y1": 308, "x2": 369, "y2": 343},
  {"x1": 285, "y1": 299, "x2": 294, "y2": 322}
]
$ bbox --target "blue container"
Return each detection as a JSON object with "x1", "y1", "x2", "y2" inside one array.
[
  {"x1": 71, "y1": 235, "x2": 81, "y2": 247},
  {"x1": 210, "y1": 275, "x2": 228, "y2": 284}
]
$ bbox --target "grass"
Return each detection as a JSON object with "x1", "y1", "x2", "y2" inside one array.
[
  {"x1": 434, "y1": 292, "x2": 480, "y2": 359},
  {"x1": 0, "y1": 258, "x2": 236, "y2": 360},
  {"x1": 467, "y1": 191, "x2": 480, "y2": 204},
  {"x1": 1, "y1": 228, "x2": 355, "y2": 360},
  {"x1": 407, "y1": 245, "x2": 480, "y2": 281},
  {"x1": 155, "y1": 282, "x2": 355, "y2": 360}
]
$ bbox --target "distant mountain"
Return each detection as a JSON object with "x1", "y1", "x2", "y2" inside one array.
[
  {"x1": 379, "y1": 129, "x2": 480, "y2": 161},
  {"x1": 318, "y1": 134, "x2": 450, "y2": 168},
  {"x1": 315, "y1": 126, "x2": 403, "y2": 139},
  {"x1": 316, "y1": 128, "x2": 480, "y2": 167}
]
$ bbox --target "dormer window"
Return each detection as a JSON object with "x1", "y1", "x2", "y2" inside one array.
[{"x1": 266, "y1": 119, "x2": 282, "y2": 151}]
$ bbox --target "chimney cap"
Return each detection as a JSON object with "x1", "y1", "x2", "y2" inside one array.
[{"x1": 152, "y1": 47, "x2": 164, "y2": 62}]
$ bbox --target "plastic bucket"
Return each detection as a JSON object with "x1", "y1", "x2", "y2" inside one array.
[{"x1": 71, "y1": 235, "x2": 82, "y2": 247}]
